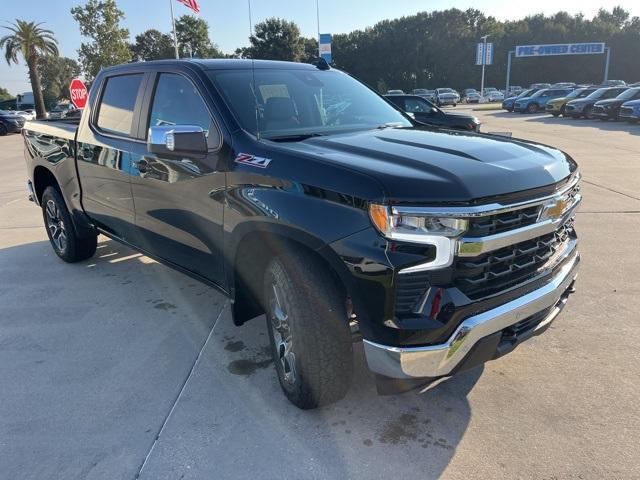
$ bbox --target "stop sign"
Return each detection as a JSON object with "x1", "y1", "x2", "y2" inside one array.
[{"x1": 69, "y1": 79, "x2": 88, "y2": 109}]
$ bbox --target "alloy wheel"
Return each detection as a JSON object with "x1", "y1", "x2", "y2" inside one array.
[
  {"x1": 45, "y1": 199, "x2": 67, "y2": 253},
  {"x1": 268, "y1": 283, "x2": 296, "y2": 385}
]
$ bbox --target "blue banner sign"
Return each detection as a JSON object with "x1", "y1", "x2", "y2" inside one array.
[
  {"x1": 516, "y1": 43, "x2": 605, "y2": 57},
  {"x1": 476, "y1": 42, "x2": 493, "y2": 65},
  {"x1": 319, "y1": 33, "x2": 332, "y2": 63}
]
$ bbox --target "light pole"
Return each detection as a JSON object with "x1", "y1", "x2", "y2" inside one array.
[
  {"x1": 316, "y1": 0, "x2": 321, "y2": 57},
  {"x1": 480, "y1": 34, "x2": 490, "y2": 98}
]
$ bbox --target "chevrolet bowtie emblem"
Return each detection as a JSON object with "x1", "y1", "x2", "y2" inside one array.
[{"x1": 542, "y1": 198, "x2": 568, "y2": 220}]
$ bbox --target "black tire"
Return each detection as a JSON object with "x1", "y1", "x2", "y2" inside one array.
[
  {"x1": 527, "y1": 103, "x2": 539, "y2": 114},
  {"x1": 552, "y1": 113, "x2": 560, "y2": 117},
  {"x1": 0, "y1": 123, "x2": 7, "y2": 136},
  {"x1": 41, "y1": 186, "x2": 97, "y2": 263},
  {"x1": 583, "y1": 106, "x2": 592, "y2": 119},
  {"x1": 560, "y1": 105, "x2": 566, "y2": 116},
  {"x1": 263, "y1": 248, "x2": 353, "y2": 409}
]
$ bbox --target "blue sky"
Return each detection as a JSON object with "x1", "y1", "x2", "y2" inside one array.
[{"x1": 1, "y1": 0, "x2": 638, "y2": 94}]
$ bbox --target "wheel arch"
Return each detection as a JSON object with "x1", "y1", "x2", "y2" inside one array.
[{"x1": 228, "y1": 221, "x2": 353, "y2": 327}]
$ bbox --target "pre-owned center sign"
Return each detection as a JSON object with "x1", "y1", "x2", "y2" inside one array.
[{"x1": 515, "y1": 42, "x2": 605, "y2": 57}]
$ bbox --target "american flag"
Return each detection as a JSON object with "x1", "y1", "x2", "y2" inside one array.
[{"x1": 177, "y1": 0, "x2": 200, "y2": 13}]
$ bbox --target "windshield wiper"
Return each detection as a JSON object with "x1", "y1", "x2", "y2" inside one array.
[{"x1": 264, "y1": 132, "x2": 326, "y2": 142}]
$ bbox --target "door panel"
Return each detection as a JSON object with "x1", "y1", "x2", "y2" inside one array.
[
  {"x1": 130, "y1": 72, "x2": 227, "y2": 286},
  {"x1": 77, "y1": 73, "x2": 147, "y2": 241}
]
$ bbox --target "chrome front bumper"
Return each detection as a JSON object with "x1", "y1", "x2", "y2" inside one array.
[{"x1": 363, "y1": 252, "x2": 579, "y2": 379}]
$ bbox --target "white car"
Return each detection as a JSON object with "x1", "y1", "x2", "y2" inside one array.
[
  {"x1": 14, "y1": 110, "x2": 36, "y2": 121},
  {"x1": 483, "y1": 88, "x2": 505, "y2": 102}
]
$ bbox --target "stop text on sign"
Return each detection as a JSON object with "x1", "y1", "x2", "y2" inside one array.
[{"x1": 515, "y1": 43, "x2": 605, "y2": 58}]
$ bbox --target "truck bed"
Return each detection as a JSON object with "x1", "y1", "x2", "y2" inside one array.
[{"x1": 23, "y1": 119, "x2": 78, "y2": 141}]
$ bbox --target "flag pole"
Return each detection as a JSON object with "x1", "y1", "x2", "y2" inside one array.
[
  {"x1": 170, "y1": 0, "x2": 179, "y2": 59},
  {"x1": 316, "y1": 0, "x2": 321, "y2": 57}
]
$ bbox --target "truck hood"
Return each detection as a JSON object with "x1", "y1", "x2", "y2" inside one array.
[{"x1": 278, "y1": 128, "x2": 576, "y2": 203}]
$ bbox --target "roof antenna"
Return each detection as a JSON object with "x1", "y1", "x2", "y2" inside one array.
[{"x1": 247, "y1": 0, "x2": 260, "y2": 141}]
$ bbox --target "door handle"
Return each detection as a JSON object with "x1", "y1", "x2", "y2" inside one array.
[{"x1": 135, "y1": 159, "x2": 149, "y2": 173}]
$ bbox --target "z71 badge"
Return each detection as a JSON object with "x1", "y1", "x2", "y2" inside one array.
[{"x1": 235, "y1": 153, "x2": 272, "y2": 169}]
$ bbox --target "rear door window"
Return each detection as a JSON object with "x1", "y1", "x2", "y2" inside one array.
[{"x1": 96, "y1": 74, "x2": 144, "y2": 136}]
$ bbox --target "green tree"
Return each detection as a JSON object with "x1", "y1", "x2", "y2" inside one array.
[
  {"x1": 175, "y1": 15, "x2": 221, "y2": 58},
  {"x1": 38, "y1": 56, "x2": 81, "y2": 104},
  {"x1": 0, "y1": 20, "x2": 58, "y2": 119},
  {"x1": 239, "y1": 18, "x2": 305, "y2": 61},
  {"x1": 131, "y1": 29, "x2": 175, "y2": 61},
  {"x1": 71, "y1": 0, "x2": 131, "y2": 80},
  {"x1": 0, "y1": 86, "x2": 14, "y2": 101},
  {"x1": 301, "y1": 37, "x2": 319, "y2": 63}
]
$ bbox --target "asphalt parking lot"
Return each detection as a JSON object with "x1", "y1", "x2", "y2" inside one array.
[{"x1": 1, "y1": 113, "x2": 639, "y2": 480}]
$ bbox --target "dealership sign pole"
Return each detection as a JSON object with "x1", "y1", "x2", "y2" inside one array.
[
  {"x1": 477, "y1": 36, "x2": 493, "y2": 98},
  {"x1": 505, "y1": 42, "x2": 608, "y2": 96}
]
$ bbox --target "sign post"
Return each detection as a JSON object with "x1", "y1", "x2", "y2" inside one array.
[
  {"x1": 477, "y1": 36, "x2": 493, "y2": 98},
  {"x1": 68, "y1": 79, "x2": 88, "y2": 109}
]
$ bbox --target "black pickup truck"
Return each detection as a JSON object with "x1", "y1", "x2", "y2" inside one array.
[{"x1": 23, "y1": 59, "x2": 581, "y2": 409}]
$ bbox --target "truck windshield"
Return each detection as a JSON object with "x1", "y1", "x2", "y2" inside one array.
[{"x1": 208, "y1": 68, "x2": 411, "y2": 139}]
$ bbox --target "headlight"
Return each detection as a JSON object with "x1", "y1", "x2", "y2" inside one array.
[{"x1": 369, "y1": 204, "x2": 468, "y2": 270}]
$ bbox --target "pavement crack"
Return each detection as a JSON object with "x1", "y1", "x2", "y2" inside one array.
[
  {"x1": 582, "y1": 180, "x2": 640, "y2": 202},
  {"x1": 134, "y1": 302, "x2": 228, "y2": 479}
]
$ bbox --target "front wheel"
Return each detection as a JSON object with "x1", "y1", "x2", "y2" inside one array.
[
  {"x1": 527, "y1": 103, "x2": 539, "y2": 114},
  {"x1": 264, "y1": 249, "x2": 353, "y2": 409},
  {"x1": 0, "y1": 124, "x2": 7, "y2": 136},
  {"x1": 42, "y1": 186, "x2": 97, "y2": 263}
]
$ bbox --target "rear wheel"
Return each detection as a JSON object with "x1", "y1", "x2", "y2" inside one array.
[
  {"x1": 264, "y1": 249, "x2": 353, "y2": 409},
  {"x1": 41, "y1": 186, "x2": 97, "y2": 263}
]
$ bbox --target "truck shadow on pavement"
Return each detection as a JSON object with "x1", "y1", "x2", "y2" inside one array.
[{"x1": 1, "y1": 237, "x2": 478, "y2": 479}]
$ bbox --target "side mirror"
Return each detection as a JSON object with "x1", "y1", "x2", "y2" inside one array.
[{"x1": 148, "y1": 125, "x2": 208, "y2": 157}]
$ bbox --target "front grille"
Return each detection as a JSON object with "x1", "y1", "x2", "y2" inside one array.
[
  {"x1": 620, "y1": 107, "x2": 635, "y2": 117},
  {"x1": 453, "y1": 222, "x2": 573, "y2": 300},
  {"x1": 592, "y1": 106, "x2": 605, "y2": 114},
  {"x1": 467, "y1": 205, "x2": 540, "y2": 237}
]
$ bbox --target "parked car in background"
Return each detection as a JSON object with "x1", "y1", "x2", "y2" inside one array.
[
  {"x1": 565, "y1": 87, "x2": 628, "y2": 119},
  {"x1": 508, "y1": 86, "x2": 523, "y2": 96},
  {"x1": 461, "y1": 89, "x2": 481, "y2": 103},
  {"x1": 600, "y1": 80, "x2": 626, "y2": 87},
  {"x1": 48, "y1": 103, "x2": 77, "y2": 120},
  {"x1": 502, "y1": 88, "x2": 538, "y2": 112},
  {"x1": 514, "y1": 88, "x2": 574, "y2": 113},
  {"x1": 14, "y1": 110, "x2": 36, "y2": 121},
  {"x1": 545, "y1": 87, "x2": 598, "y2": 117},
  {"x1": 530, "y1": 83, "x2": 551, "y2": 90},
  {"x1": 411, "y1": 89, "x2": 437, "y2": 103},
  {"x1": 551, "y1": 82, "x2": 577, "y2": 89},
  {"x1": 386, "y1": 89, "x2": 405, "y2": 95},
  {"x1": 0, "y1": 109, "x2": 26, "y2": 135},
  {"x1": 385, "y1": 94, "x2": 480, "y2": 131},
  {"x1": 619, "y1": 99, "x2": 640, "y2": 122},
  {"x1": 482, "y1": 87, "x2": 504, "y2": 102},
  {"x1": 434, "y1": 88, "x2": 459, "y2": 106},
  {"x1": 592, "y1": 87, "x2": 640, "y2": 121}
]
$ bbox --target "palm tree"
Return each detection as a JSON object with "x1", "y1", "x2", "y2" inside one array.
[{"x1": 1, "y1": 21, "x2": 59, "y2": 119}]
